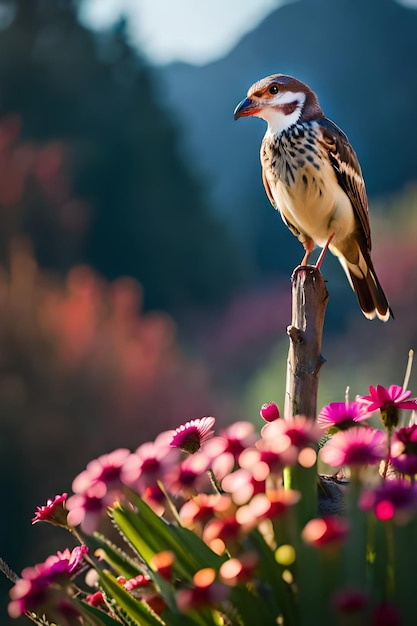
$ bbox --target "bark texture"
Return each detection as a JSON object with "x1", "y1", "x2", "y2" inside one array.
[{"x1": 284, "y1": 265, "x2": 328, "y2": 420}]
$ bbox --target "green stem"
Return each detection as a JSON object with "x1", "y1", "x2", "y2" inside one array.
[
  {"x1": 342, "y1": 474, "x2": 367, "y2": 589},
  {"x1": 283, "y1": 461, "x2": 318, "y2": 526},
  {"x1": 392, "y1": 517, "x2": 417, "y2": 626},
  {"x1": 284, "y1": 461, "x2": 321, "y2": 626}
]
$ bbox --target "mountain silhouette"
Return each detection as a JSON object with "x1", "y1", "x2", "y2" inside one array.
[{"x1": 159, "y1": 0, "x2": 417, "y2": 277}]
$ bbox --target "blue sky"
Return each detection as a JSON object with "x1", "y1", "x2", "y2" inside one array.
[
  {"x1": 80, "y1": 0, "x2": 417, "y2": 65},
  {"x1": 80, "y1": 0, "x2": 285, "y2": 64}
]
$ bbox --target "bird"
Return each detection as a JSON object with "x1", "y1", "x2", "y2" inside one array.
[{"x1": 234, "y1": 74, "x2": 392, "y2": 321}]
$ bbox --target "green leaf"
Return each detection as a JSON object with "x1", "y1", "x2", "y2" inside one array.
[
  {"x1": 98, "y1": 569, "x2": 165, "y2": 626},
  {"x1": 160, "y1": 608, "x2": 203, "y2": 626},
  {"x1": 228, "y1": 585, "x2": 279, "y2": 626},
  {"x1": 93, "y1": 531, "x2": 144, "y2": 580},
  {"x1": 168, "y1": 524, "x2": 226, "y2": 571},
  {"x1": 110, "y1": 499, "x2": 224, "y2": 582},
  {"x1": 248, "y1": 529, "x2": 296, "y2": 624},
  {"x1": 79, "y1": 600, "x2": 124, "y2": 625}
]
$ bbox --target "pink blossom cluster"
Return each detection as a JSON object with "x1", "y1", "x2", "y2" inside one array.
[
  {"x1": 10, "y1": 408, "x2": 322, "y2": 619},
  {"x1": 8, "y1": 546, "x2": 88, "y2": 621},
  {"x1": 61, "y1": 412, "x2": 321, "y2": 535},
  {"x1": 7, "y1": 383, "x2": 417, "y2": 623},
  {"x1": 318, "y1": 383, "x2": 417, "y2": 521}
]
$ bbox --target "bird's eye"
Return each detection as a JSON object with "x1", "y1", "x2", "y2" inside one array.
[{"x1": 269, "y1": 84, "x2": 279, "y2": 95}]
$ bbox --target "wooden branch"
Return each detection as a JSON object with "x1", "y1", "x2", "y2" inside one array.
[
  {"x1": 282, "y1": 266, "x2": 329, "y2": 626},
  {"x1": 284, "y1": 265, "x2": 328, "y2": 420}
]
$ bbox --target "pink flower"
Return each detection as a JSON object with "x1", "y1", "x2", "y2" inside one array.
[
  {"x1": 121, "y1": 432, "x2": 179, "y2": 494},
  {"x1": 164, "y1": 452, "x2": 212, "y2": 496},
  {"x1": 66, "y1": 484, "x2": 113, "y2": 534},
  {"x1": 260, "y1": 402, "x2": 280, "y2": 422},
  {"x1": 390, "y1": 425, "x2": 417, "y2": 475},
  {"x1": 204, "y1": 422, "x2": 258, "y2": 482},
  {"x1": 219, "y1": 553, "x2": 258, "y2": 585},
  {"x1": 179, "y1": 494, "x2": 233, "y2": 527},
  {"x1": 317, "y1": 401, "x2": 369, "y2": 431},
  {"x1": 240, "y1": 440, "x2": 297, "y2": 476},
  {"x1": 217, "y1": 421, "x2": 258, "y2": 461},
  {"x1": 170, "y1": 417, "x2": 216, "y2": 454},
  {"x1": 9, "y1": 546, "x2": 88, "y2": 620},
  {"x1": 357, "y1": 385, "x2": 417, "y2": 412},
  {"x1": 203, "y1": 515, "x2": 243, "y2": 544},
  {"x1": 53, "y1": 546, "x2": 88, "y2": 575},
  {"x1": 221, "y1": 467, "x2": 267, "y2": 505},
  {"x1": 357, "y1": 385, "x2": 417, "y2": 429},
  {"x1": 240, "y1": 490, "x2": 300, "y2": 524},
  {"x1": 302, "y1": 516, "x2": 349, "y2": 547},
  {"x1": 360, "y1": 479, "x2": 417, "y2": 521},
  {"x1": 176, "y1": 569, "x2": 229, "y2": 612},
  {"x1": 86, "y1": 590, "x2": 106, "y2": 606},
  {"x1": 319, "y1": 427, "x2": 387, "y2": 467},
  {"x1": 68, "y1": 450, "x2": 132, "y2": 532},
  {"x1": 262, "y1": 415, "x2": 321, "y2": 450},
  {"x1": 32, "y1": 493, "x2": 68, "y2": 526},
  {"x1": 72, "y1": 448, "x2": 131, "y2": 494},
  {"x1": 123, "y1": 574, "x2": 152, "y2": 592}
]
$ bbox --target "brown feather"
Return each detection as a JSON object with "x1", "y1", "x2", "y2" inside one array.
[{"x1": 262, "y1": 165, "x2": 277, "y2": 209}]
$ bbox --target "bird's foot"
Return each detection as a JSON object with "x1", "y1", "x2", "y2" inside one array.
[
  {"x1": 300, "y1": 238, "x2": 315, "y2": 266},
  {"x1": 315, "y1": 233, "x2": 335, "y2": 270}
]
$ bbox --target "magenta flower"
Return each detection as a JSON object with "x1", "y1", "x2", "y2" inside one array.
[
  {"x1": 260, "y1": 402, "x2": 280, "y2": 422},
  {"x1": 357, "y1": 385, "x2": 417, "y2": 429},
  {"x1": 240, "y1": 489, "x2": 300, "y2": 524},
  {"x1": 219, "y1": 553, "x2": 258, "y2": 585},
  {"x1": 217, "y1": 421, "x2": 258, "y2": 461},
  {"x1": 32, "y1": 493, "x2": 68, "y2": 527},
  {"x1": 360, "y1": 479, "x2": 417, "y2": 521},
  {"x1": 9, "y1": 546, "x2": 88, "y2": 620},
  {"x1": 203, "y1": 515, "x2": 243, "y2": 544},
  {"x1": 123, "y1": 573, "x2": 152, "y2": 592},
  {"x1": 179, "y1": 494, "x2": 233, "y2": 527},
  {"x1": 390, "y1": 425, "x2": 417, "y2": 475},
  {"x1": 121, "y1": 432, "x2": 179, "y2": 494},
  {"x1": 262, "y1": 415, "x2": 321, "y2": 450},
  {"x1": 176, "y1": 573, "x2": 229, "y2": 612},
  {"x1": 240, "y1": 440, "x2": 297, "y2": 476},
  {"x1": 221, "y1": 467, "x2": 267, "y2": 505},
  {"x1": 317, "y1": 401, "x2": 369, "y2": 432},
  {"x1": 72, "y1": 448, "x2": 131, "y2": 494},
  {"x1": 170, "y1": 417, "x2": 216, "y2": 454},
  {"x1": 164, "y1": 452, "x2": 212, "y2": 496},
  {"x1": 66, "y1": 484, "x2": 113, "y2": 534},
  {"x1": 319, "y1": 427, "x2": 387, "y2": 467},
  {"x1": 86, "y1": 590, "x2": 106, "y2": 606},
  {"x1": 302, "y1": 516, "x2": 349, "y2": 547},
  {"x1": 357, "y1": 385, "x2": 417, "y2": 412},
  {"x1": 53, "y1": 546, "x2": 88, "y2": 575}
]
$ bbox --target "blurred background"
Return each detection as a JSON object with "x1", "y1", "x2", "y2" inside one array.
[{"x1": 0, "y1": 0, "x2": 416, "y2": 621}]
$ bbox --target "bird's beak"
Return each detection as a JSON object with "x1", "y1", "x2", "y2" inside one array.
[{"x1": 233, "y1": 97, "x2": 259, "y2": 120}]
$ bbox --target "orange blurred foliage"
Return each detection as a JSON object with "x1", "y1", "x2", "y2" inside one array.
[{"x1": 0, "y1": 242, "x2": 225, "y2": 508}]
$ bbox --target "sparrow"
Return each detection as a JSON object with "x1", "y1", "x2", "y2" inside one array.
[{"x1": 234, "y1": 74, "x2": 392, "y2": 321}]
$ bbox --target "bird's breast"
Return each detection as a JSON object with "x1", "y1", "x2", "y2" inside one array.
[{"x1": 261, "y1": 124, "x2": 355, "y2": 247}]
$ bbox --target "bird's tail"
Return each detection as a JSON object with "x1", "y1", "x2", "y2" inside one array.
[{"x1": 339, "y1": 252, "x2": 392, "y2": 322}]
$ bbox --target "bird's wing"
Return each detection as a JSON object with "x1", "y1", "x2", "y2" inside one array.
[
  {"x1": 262, "y1": 165, "x2": 278, "y2": 209},
  {"x1": 318, "y1": 117, "x2": 371, "y2": 250}
]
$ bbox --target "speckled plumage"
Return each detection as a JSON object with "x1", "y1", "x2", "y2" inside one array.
[{"x1": 234, "y1": 73, "x2": 392, "y2": 321}]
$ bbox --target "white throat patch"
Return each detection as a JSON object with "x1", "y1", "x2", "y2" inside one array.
[{"x1": 256, "y1": 91, "x2": 306, "y2": 137}]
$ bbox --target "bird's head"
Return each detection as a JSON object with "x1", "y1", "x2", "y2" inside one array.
[{"x1": 234, "y1": 74, "x2": 323, "y2": 136}]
